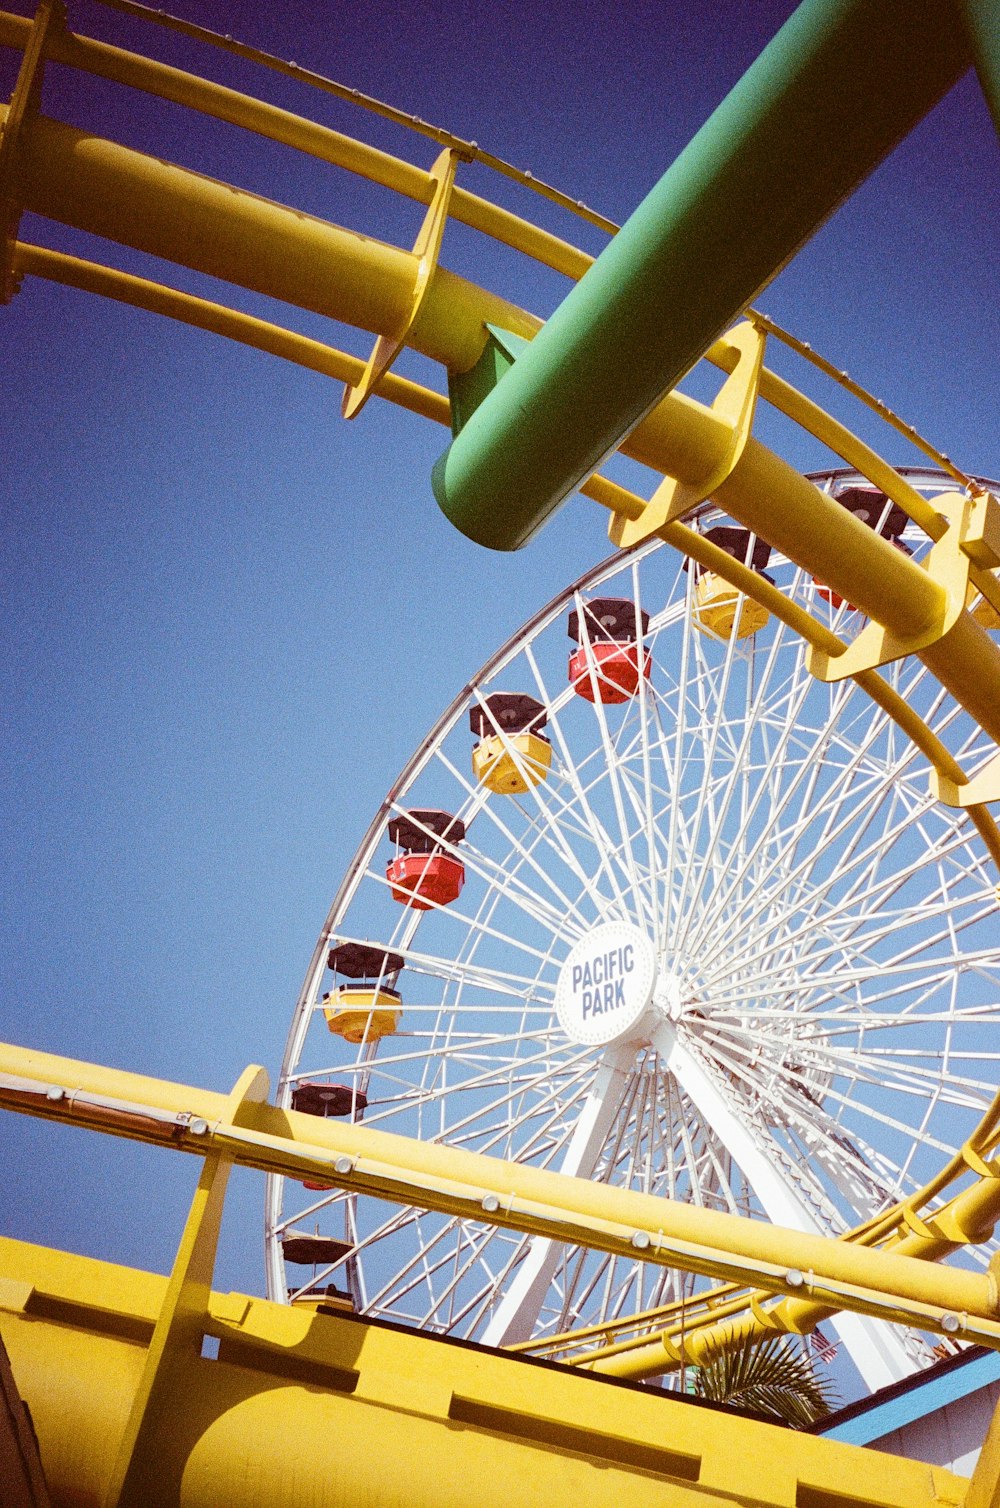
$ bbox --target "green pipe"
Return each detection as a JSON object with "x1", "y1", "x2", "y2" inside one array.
[
  {"x1": 957, "y1": 0, "x2": 1000, "y2": 139},
  {"x1": 432, "y1": 0, "x2": 969, "y2": 551}
]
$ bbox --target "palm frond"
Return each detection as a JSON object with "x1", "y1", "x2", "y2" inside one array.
[{"x1": 693, "y1": 1332, "x2": 839, "y2": 1429}]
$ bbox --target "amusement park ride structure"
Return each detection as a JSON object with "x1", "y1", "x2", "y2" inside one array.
[{"x1": 2, "y1": 0, "x2": 1000, "y2": 1503}]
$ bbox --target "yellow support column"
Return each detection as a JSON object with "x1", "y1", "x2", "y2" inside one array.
[{"x1": 102, "y1": 1065, "x2": 269, "y2": 1508}]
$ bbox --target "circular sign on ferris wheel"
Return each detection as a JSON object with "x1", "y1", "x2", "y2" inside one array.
[{"x1": 555, "y1": 920, "x2": 657, "y2": 1047}]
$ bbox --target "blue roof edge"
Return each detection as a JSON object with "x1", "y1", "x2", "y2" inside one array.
[{"x1": 816, "y1": 1347, "x2": 1000, "y2": 1446}]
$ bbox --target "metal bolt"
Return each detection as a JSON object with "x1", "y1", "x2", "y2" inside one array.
[
  {"x1": 481, "y1": 1194, "x2": 500, "y2": 1214},
  {"x1": 334, "y1": 1156, "x2": 353, "y2": 1176},
  {"x1": 45, "y1": 1086, "x2": 65, "y2": 1102},
  {"x1": 941, "y1": 1312, "x2": 961, "y2": 1334},
  {"x1": 631, "y1": 1231, "x2": 650, "y2": 1250},
  {"x1": 785, "y1": 1269, "x2": 805, "y2": 1288},
  {"x1": 189, "y1": 1118, "x2": 209, "y2": 1136}
]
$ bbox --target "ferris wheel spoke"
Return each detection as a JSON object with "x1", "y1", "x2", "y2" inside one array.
[
  {"x1": 527, "y1": 760, "x2": 660, "y2": 917},
  {"x1": 481, "y1": 1042, "x2": 636, "y2": 1344},
  {"x1": 403, "y1": 1043, "x2": 595, "y2": 1148},
  {"x1": 680, "y1": 714, "x2": 860, "y2": 962},
  {"x1": 699, "y1": 801, "x2": 981, "y2": 985},
  {"x1": 697, "y1": 695, "x2": 919, "y2": 949},
  {"x1": 717, "y1": 883, "x2": 997, "y2": 1010},
  {"x1": 670, "y1": 625, "x2": 808, "y2": 959},
  {"x1": 704, "y1": 939, "x2": 999, "y2": 1014},
  {"x1": 678, "y1": 622, "x2": 818, "y2": 939},
  {"x1": 358, "y1": 1054, "x2": 587, "y2": 1136},
  {"x1": 432, "y1": 741, "x2": 602, "y2": 928},
  {"x1": 388, "y1": 793, "x2": 594, "y2": 940},
  {"x1": 376, "y1": 937, "x2": 559, "y2": 998},
  {"x1": 523, "y1": 642, "x2": 635, "y2": 915},
  {"x1": 668, "y1": 618, "x2": 748, "y2": 942},
  {"x1": 368, "y1": 845, "x2": 586, "y2": 945},
  {"x1": 419, "y1": 1223, "x2": 511, "y2": 1330},
  {"x1": 363, "y1": 1210, "x2": 482, "y2": 1320},
  {"x1": 650, "y1": 1019, "x2": 916, "y2": 1386},
  {"x1": 571, "y1": 595, "x2": 653, "y2": 927},
  {"x1": 446, "y1": 1063, "x2": 600, "y2": 1166},
  {"x1": 706, "y1": 1066, "x2": 901, "y2": 1226},
  {"x1": 700, "y1": 1007, "x2": 996, "y2": 1112},
  {"x1": 629, "y1": 559, "x2": 665, "y2": 945},
  {"x1": 469, "y1": 682, "x2": 630, "y2": 916}
]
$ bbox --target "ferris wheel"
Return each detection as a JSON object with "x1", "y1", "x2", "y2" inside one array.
[{"x1": 266, "y1": 466, "x2": 1000, "y2": 1393}]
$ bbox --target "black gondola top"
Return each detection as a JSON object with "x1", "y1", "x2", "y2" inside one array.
[
  {"x1": 291, "y1": 1082, "x2": 369, "y2": 1117},
  {"x1": 687, "y1": 525, "x2": 772, "y2": 575},
  {"x1": 567, "y1": 597, "x2": 650, "y2": 643},
  {"x1": 387, "y1": 808, "x2": 466, "y2": 853},
  {"x1": 281, "y1": 1235, "x2": 353, "y2": 1265},
  {"x1": 326, "y1": 942, "x2": 404, "y2": 979},
  {"x1": 834, "y1": 486, "x2": 908, "y2": 539},
  {"x1": 469, "y1": 692, "x2": 548, "y2": 737}
]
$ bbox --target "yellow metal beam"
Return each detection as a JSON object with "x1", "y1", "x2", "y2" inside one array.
[
  {"x1": 0, "y1": 104, "x2": 542, "y2": 372},
  {"x1": 103, "y1": 1065, "x2": 268, "y2": 1508},
  {"x1": 18, "y1": 244, "x2": 1000, "y2": 865},
  {"x1": 0, "y1": 8, "x2": 595, "y2": 279},
  {"x1": 0, "y1": 1234, "x2": 971, "y2": 1508},
  {"x1": 0, "y1": 1332, "x2": 51, "y2": 1505},
  {"x1": 0, "y1": 0, "x2": 61, "y2": 300},
  {"x1": 3, "y1": 1042, "x2": 1000, "y2": 1354},
  {"x1": 11, "y1": 242, "x2": 451, "y2": 425}
]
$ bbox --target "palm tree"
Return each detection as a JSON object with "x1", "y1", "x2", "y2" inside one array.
[{"x1": 692, "y1": 1332, "x2": 838, "y2": 1429}]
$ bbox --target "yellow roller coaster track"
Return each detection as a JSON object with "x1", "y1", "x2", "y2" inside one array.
[{"x1": 3, "y1": 0, "x2": 1000, "y2": 1400}]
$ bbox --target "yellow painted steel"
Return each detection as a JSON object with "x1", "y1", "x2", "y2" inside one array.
[
  {"x1": 4, "y1": 1042, "x2": 1000, "y2": 1353},
  {"x1": 21, "y1": 242, "x2": 987, "y2": 840},
  {"x1": 0, "y1": 104, "x2": 542, "y2": 372},
  {"x1": 0, "y1": 0, "x2": 59, "y2": 300},
  {"x1": 79, "y1": 0, "x2": 620, "y2": 237},
  {"x1": 342, "y1": 145, "x2": 461, "y2": 419},
  {"x1": 559, "y1": 1089, "x2": 1000, "y2": 1378},
  {"x1": 587, "y1": 1145, "x2": 1000, "y2": 1379},
  {"x1": 610, "y1": 319, "x2": 767, "y2": 548},
  {"x1": 974, "y1": 586, "x2": 1000, "y2": 629},
  {"x1": 103, "y1": 1065, "x2": 269, "y2": 1508},
  {"x1": 966, "y1": 1392, "x2": 1000, "y2": 1508},
  {"x1": 0, "y1": 1331, "x2": 51, "y2": 1506},
  {"x1": 0, "y1": 1235, "x2": 969, "y2": 1508},
  {"x1": 0, "y1": 10, "x2": 596, "y2": 279},
  {"x1": 10, "y1": 242, "x2": 452, "y2": 426}
]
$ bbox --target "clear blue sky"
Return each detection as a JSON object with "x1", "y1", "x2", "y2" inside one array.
[{"x1": 1, "y1": 0, "x2": 997, "y2": 1297}]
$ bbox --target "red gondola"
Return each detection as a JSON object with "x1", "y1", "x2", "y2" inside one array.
[
  {"x1": 567, "y1": 598, "x2": 651, "y2": 703},
  {"x1": 386, "y1": 808, "x2": 466, "y2": 910}
]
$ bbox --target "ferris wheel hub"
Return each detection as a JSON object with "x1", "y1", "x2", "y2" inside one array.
[
  {"x1": 653, "y1": 971, "x2": 686, "y2": 1021},
  {"x1": 555, "y1": 920, "x2": 657, "y2": 1047}
]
